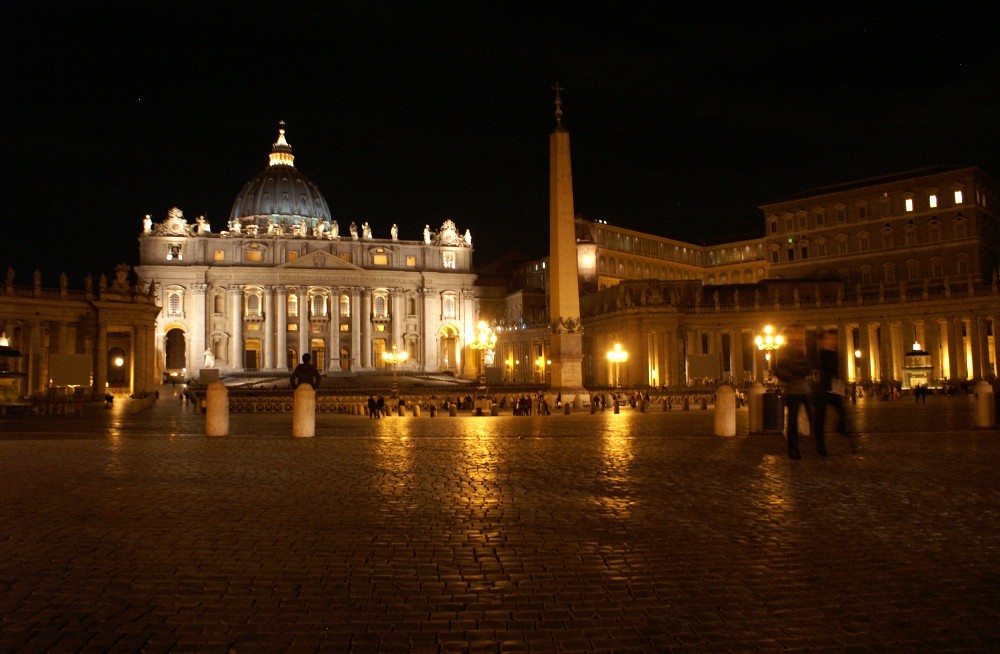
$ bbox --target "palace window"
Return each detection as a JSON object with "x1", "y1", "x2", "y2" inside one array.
[
  {"x1": 340, "y1": 294, "x2": 350, "y2": 317},
  {"x1": 957, "y1": 255, "x2": 970, "y2": 276},
  {"x1": 857, "y1": 204, "x2": 867, "y2": 220},
  {"x1": 860, "y1": 266, "x2": 872, "y2": 285},
  {"x1": 954, "y1": 218, "x2": 967, "y2": 238},
  {"x1": 406, "y1": 256, "x2": 416, "y2": 267},
  {"x1": 883, "y1": 263, "x2": 896, "y2": 283},
  {"x1": 931, "y1": 258, "x2": 944, "y2": 277},
  {"x1": 214, "y1": 249, "x2": 225, "y2": 261},
  {"x1": 929, "y1": 194, "x2": 938, "y2": 208},
  {"x1": 310, "y1": 293, "x2": 328, "y2": 317},
  {"x1": 904, "y1": 226, "x2": 917, "y2": 246},
  {"x1": 905, "y1": 197, "x2": 914, "y2": 212},
  {"x1": 954, "y1": 189, "x2": 964, "y2": 204},
  {"x1": 881, "y1": 227, "x2": 894, "y2": 249},
  {"x1": 817, "y1": 239, "x2": 827, "y2": 257},
  {"x1": 858, "y1": 234, "x2": 870, "y2": 251},
  {"x1": 287, "y1": 293, "x2": 298, "y2": 318},
  {"x1": 907, "y1": 260, "x2": 920, "y2": 280},
  {"x1": 837, "y1": 236, "x2": 849, "y2": 254}
]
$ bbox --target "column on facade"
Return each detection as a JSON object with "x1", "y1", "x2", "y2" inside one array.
[
  {"x1": 26, "y1": 322, "x2": 44, "y2": 395},
  {"x1": 646, "y1": 330, "x2": 659, "y2": 388},
  {"x1": 229, "y1": 286, "x2": 243, "y2": 371},
  {"x1": 328, "y1": 287, "x2": 340, "y2": 373},
  {"x1": 391, "y1": 288, "x2": 403, "y2": 350},
  {"x1": 422, "y1": 288, "x2": 440, "y2": 372},
  {"x1": 189, "y1": 284, "x2": 206, "y2": 372},
  {"x1": 942, "y1": 318, "x2": 958, "y2": 381},
  {"x1": 665, "y1": 328, "x2": 680, "y2": 386},
  {"x1": 263, "y1": 286, "x2": 275, "y2": 370},
  {"x1": 275, "y1": 286, "x2": 287, "y2": 371},
  {"x1": 297, "y1": 287, "x2": 308, "y2": 364},
  {"x1": 350, "y1": 287, "x2": 362, "y2": 371},
  {"x1": 360, "y1": 289, "x2": 371, "y2": 369}
]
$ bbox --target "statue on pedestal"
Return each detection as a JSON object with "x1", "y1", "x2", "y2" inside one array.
[
  {"x1": 204, "y1": 349, "x2": 215, "y2": 368},
  {"x1": 391, "y1": 224, "x2": 398, "y2": 240},
  {"x1": 423, "y1": 225, "x2": 431, "y2": 244}
]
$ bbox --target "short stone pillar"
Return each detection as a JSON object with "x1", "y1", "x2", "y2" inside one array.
[
  {"x1": 430, "y1": 405, "x2": 437, "y2": 417},
  {"x1": 682, "y1": 398, "x2": 690, "y2": 411},
  {"x1": 398, "y1": 404, "x2": 405, "y2": 417},
  {"x1": 491, "y1": 403, "x2": 499, "y2": 416},
  {"x1": 205, "y1": 382, "x2": 229, "y2": 436},
  {"x1": 292, "y1": 383, "x2": 316, "y2": 438},
  {"x1": 412, "y1": 404, "x2": 421, "y2": 417},
  {"x1": 714, "y1": 384, "x2": 737, "y2": 437},
  {"x1": 974, "y1": 379, "x2": 995, "y2": 427},
  {"x1": 449, "y1": 403, "x2": 457, "y2": 417},
  {"x1": 613, "y1": 400, "x2": 620, "y2": 414},
  {"x1": 748, "y1": 382, "x2": 765, "y2": 434},
  {"x1": 563, "y1": 402, "x2": 571, "y2": 415}
]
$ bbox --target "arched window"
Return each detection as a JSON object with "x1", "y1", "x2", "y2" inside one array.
[
  {"x1": 373, "y1": 292, "x2": 388, "y2": 318},
  {"x1": 442, "y1": 293, "x2": 457, "y2": 320},
  {"x1": 311, "y1": 293, "x2": 327, "y2": 317},
  {"x1": 168, "y1": 291, "x2": 183, "y2": 317},
  {"x1": 287, "y1": 293, "x2": 298, "y2": 318},
  {"x1": 340, "y1": 294, "x2": 351, "y2": 317},
  {"x1": 246, "y1": 292, "x2": 261, "y2": 317}
]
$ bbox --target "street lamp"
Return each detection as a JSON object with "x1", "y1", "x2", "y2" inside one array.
[
  {"x1": 755, "y1": 325, "x2": 783, "y2": 381},
  {"x1": 469, "y1": 320, "x2": 497, "y2": 388},
  {"x1": 606, "y1": 343, "x2": 628, "y2": 388},
  {"x1": 382, "y1": 344, "x2": 408, "y2": 396}
]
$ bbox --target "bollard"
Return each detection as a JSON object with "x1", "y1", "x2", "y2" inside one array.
[
  {"x1": 974, "y1": 379, "x2": 995, "y2": 427},
  {"x1": 613, "y1": 401, "x2": 620, "y2": 414},
  {"x1": 205, "y1": 382, "x2": 229, "y2": 436},
  {"x1": 700, "y1": 398, "x2": 708, "y2": 410},
  {"x1": 713, "y1": 384, "x2": 737, "y2": 436},
  {"x1": 449, "y1": 403, "x2": 457, "y2": 417},
  {"x1": 398, "y1": 404, "x2": 405, "y2": 417},
  {"x1": 413, "y1": 404, "x2": 421, "y2": 417},
  {"x1": 682, "y1": 398, "x2": 690, "y2": 411},
  {"x1": 563, "y1": 402, "x2": 571, "y2": 415},
  {"x1": 430, "y1": 405, "x2": 437, "y2": 417},
  {"x1": 491, "y1": 403, "x2": 499, "y2": 416},
  {"x1": 292, "y1": 383, "x2": 316, "y2": 438},
  {"x1": 748, "y1": 382, "x2": 765, "y2": 434}
]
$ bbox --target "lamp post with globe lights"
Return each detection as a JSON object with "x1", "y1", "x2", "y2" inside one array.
[
  {"x1": 606, "y1": 343, "x2": 628, "y2": 389},
  {"x1": 469, "y1": 321, "x2": 497, "y2": 389},
  {"x1": 754, "y1": 325, "x2": 783, "y2": 383},
  {"x1": 382, "y1": 344, "x2": 408, "y2": 397}
]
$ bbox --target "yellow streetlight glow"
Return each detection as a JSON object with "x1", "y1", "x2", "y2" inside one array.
[
  {"x1": 469, "y1": 321, "x2": 496, "y2": 387},
  {"x1": 606, "y1": 342, "x2": 628, "y2": 387},
  {"x1": 113, "y1": 356, "x2": 125, "y2": 367},
  {"x1": 382, "y1": 344, "x2": 408, "y2": 395}
]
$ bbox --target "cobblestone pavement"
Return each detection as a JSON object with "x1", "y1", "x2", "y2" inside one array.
[{"x1": 1, "y1": 393, "x2": 999, "y2": 653}]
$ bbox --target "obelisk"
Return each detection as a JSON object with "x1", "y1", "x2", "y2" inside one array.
[{"x1": 547, "y1": 84, "x2": 587, "y2": 403}]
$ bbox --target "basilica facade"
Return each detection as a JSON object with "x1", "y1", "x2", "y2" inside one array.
[{"x1": 135, "y1": 127, "x2": 480, "y2": 381}]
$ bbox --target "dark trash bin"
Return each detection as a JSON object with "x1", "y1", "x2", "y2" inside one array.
[{"x1": 762, "y1": 391, "x2": 784, "y2": 432}]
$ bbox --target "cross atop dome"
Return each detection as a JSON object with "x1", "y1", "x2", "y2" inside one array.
[{"x1": 268, "y1": 121, "x2": 295, "y2": 168}]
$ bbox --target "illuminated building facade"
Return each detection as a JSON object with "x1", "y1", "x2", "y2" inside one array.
[{"x1": 135, "y1": 126, "x2": 481, "y2": 381}]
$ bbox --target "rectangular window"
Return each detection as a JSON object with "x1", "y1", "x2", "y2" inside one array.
[
  {"x1": 214, "y1": 250, "x2": 225, "y2": 261},
  {"x1": 858, "y1": 206, "x2": 867, "y2": 219},
  {"x1": 954, "y1": 190, "x2": 964, "y2": 204},
  {"x1": 246, "y1": 323, "x2": 259, "y2": 331},
  {"x1": 288, "y1": 323, "x2": 297, "y2": 331},
  {"x1": 905, "y1": 198, "x2": 914, "y2": 212},
  {"x1": 246, "y1": 250, "x2": 262, "y2": 262},
  {"x1": 339, "y1": 253, "x2": 351, "y2": 262},
  {"x1": 287, "y1": 251, "x2": 298, "y2": 261},
  {"x1": 373, "y1": 254, "x2": 388, "y2": 266},
  {"x1": 375, "y1": 324, "x2": 385, "y2": 332},
  {"x1": 406, "y1": 256, "x2": 416, "y2": 267},
  {"x1": 929, "y1": 194, "x2": 938, "y2": 208}
]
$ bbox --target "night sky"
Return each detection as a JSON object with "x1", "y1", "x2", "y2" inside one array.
[{"x1": 4, "y1": 2, "x2": 999, "y2": 286}]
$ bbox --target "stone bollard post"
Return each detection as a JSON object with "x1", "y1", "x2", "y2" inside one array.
[
  {"x1": 974, "y1": 379, "x2": 995, "y2": 427},
  {"x1": 682, "y1": 398, "x2": 690, "y2": 411},
  {"x1": 292, "y1": 383, "x2": 316, "y2": 438},
  {"x1": 491, "y1": 403, "x2": 499, "y2": 416},
  {"x1": 563, "y1": 402, "x2": 571, "y2": 415},
  {"x1": 205, "y1": 382, "x2": 229, "y2": 436},
  {"x1": 398, "y1": 404, "x2": 405, "y2": 417},
  {"x1": 613, "y1": 400, "x2": 620, "y2": 414},
  {"x1": 412, "y1": 404, "x2": 421, "y2": 417},
  {"x1": 449, "y1": 403, "x2": 457, "y2": 417},
  {"x1": 430, "y1": 405, "x2": 437, "y2": 417},
  {"x1": 714, "y1": 384, "x2": 737, "y2": 436},
  {"x1": 748, "y1": 382, "x2": 765, "y2": 434}
]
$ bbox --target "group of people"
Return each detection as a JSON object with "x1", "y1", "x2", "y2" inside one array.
[{"x1": 774, "y1": 327, "x2": 858, "y2": 459}]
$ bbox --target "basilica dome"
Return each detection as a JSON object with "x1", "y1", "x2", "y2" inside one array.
[{"x1": 229, "y1": 125, "x2": 332, "y2": 227}]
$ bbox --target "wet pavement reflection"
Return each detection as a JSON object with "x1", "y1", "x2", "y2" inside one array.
[{"x1": 0, "y1": 394, "x2": 998, "y2": 652}]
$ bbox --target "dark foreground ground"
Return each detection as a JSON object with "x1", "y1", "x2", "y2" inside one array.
[{"x1": 1, "y1": 393, "x2": 998, "y2": 653}]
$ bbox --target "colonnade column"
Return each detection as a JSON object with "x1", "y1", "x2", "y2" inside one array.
[
  {"x1": 730, "y1": 330, "x2": 744, "y2": 385},
  {"x1": 839, "y1": 324, "x2": 854, "y2": 382},
  {"x1": 889, "y1": 321, "x2": 904, "y2": 382},
  {"x1": 275, "y1": 286, "x2": 287, "y2": 371},
  {"x1": 973, "y1": 316, "x2": 990, "y2": 379},
  {"x1": 328, "y1": 287, "x2": 340, "y2": 373},
  {"x1": 94, "y1": 323, "x2": 108, "y2": 397},
  {"x1": 229, "y1": 286, "x2": 243, "y2": 371},
  {"x1": 858, "y1": 322, "x2": 872, "y2": 383}
]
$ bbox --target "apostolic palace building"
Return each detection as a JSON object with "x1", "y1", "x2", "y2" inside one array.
[{"x1": 3, "y1": 112, "x2": 1000, "y2": 404}]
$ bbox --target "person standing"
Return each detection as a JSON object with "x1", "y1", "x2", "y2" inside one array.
[
  {"x1": 290, "y1": 353, "x2": 321, "y2": 389},
  {"x1": 774, "y1": 325, "x2": 812, "y2": 459},
  {"x1": 813, "y1": 329, "x2": 857, "y2": 455}
]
